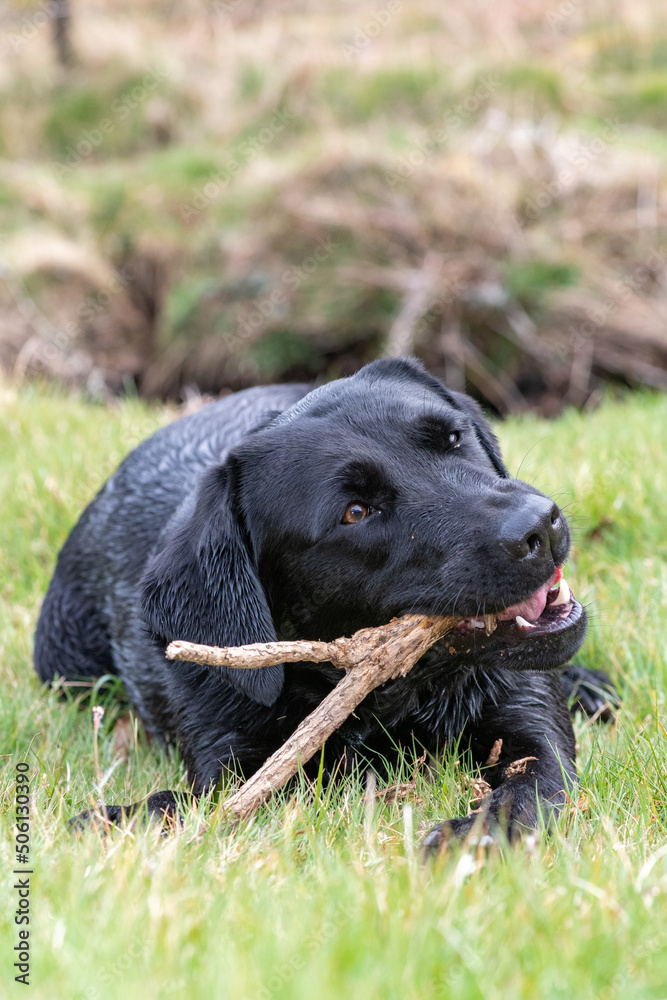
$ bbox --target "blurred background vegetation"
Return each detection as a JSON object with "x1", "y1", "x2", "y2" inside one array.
[{"x1": 1, "y1": 0, "x2": 667, "y2": 414}]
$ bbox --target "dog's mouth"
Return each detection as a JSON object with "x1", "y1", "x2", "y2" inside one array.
[{"x1": 453, "y1": 566, "x2": 581, "y2": 640}]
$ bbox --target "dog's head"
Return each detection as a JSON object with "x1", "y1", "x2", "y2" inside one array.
[{"x1": 140, "y1": 358, "x2": 587, "y2": 705}]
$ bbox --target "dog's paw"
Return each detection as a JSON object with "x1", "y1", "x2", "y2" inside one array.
[
  {"x1": 560, "y1": 664, "x2": 619, "y2": 722},
  {"x1": 422, "y1": 814, "x2": 502, "y2": 855},
  {"x1": 69, "y1": 803, "x2": 126, "y2": 834},
  {"x1": 423, "y1": 816, "x2": 474, "y2": 852},
  {"x1": 69, "y1": 790, "x2": 189, "y2": 834}
]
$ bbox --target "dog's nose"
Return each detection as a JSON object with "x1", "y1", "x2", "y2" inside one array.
[{"x1": 498, "y1": 496, "x2": 562, "y2": 561}]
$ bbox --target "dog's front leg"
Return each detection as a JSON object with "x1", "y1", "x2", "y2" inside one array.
[{"x1": 423, "y1": 672, "x2": 577, "y2": 852}]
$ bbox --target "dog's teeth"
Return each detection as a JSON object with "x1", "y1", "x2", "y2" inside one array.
[
  {"x1": 515, "y1": 615, "x2": 536, "y2": 629},
  {"x1": 484, "y1": 614, "x2": 497, "y2": 636},
  {"x1": 550, "y1": 577, "x2": 571, "y2": 607},
  {"x1": 470, "y1": 619, "x2": 486, "y2": 629}
]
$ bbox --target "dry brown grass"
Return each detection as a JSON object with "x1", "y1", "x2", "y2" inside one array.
[{"x1": 1, "y1": 0, "x2": 667, "y2": 409}]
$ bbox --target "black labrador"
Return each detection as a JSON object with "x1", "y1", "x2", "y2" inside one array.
[{"x1": 34, "y1": 358, "x2": 614, "y2": 847}]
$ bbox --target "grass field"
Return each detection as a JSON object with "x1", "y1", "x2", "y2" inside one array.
[{"x1": 1, "y1": 381, "x2": 667, "y2": 1000}]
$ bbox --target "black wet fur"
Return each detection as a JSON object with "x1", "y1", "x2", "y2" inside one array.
[
  {"x1": 560, "y1": 664, "x2": 619, "y2": 723},
  {"x1": 34, "y1": 358, "x2": 616, "y2": 846}
]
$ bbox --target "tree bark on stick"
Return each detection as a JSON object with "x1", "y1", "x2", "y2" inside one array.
[{"x1": 166, "y1": 613, "x2": 459, "y2": 820}]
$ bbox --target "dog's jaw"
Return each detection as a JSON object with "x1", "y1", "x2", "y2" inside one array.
[{"x1": 456, "y1": 568, "x2": 573, "y2": 634}]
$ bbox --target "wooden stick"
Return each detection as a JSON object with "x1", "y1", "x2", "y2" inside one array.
[
  {"x1": 166, "y1": 638, "x2": 339, "y2": 670},
  {"x1": 166, "y1": 614, "x2": 459, "y2": 820}
]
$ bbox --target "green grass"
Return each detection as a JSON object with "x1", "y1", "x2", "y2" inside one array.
[{"x1": 1, "y1": 382, "x2": 667, "y2": 999}]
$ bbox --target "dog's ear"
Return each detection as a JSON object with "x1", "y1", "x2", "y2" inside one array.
[
  {"x1": 139, "y1": 462, "x2": 283, "y2": 706},
  {"x1": 446, "y1": 390, "x2": 509, "y2": 478}
]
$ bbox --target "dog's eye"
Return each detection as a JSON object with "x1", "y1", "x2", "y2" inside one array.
[
  {"x1": 342, "y1": 503, "x2": 369, "y2": 524},
  {"x1": 448, "y1": 430, "x2": 461, "y2": 447}
]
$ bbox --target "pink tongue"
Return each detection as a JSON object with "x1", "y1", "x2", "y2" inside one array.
[{"x1": 497, "y1": 582, "x2": 550, "y2": 623}]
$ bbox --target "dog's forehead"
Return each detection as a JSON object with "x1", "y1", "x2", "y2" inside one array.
[{"x1": 273, "y1": 372, "x2": 460, "y2": 430}]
